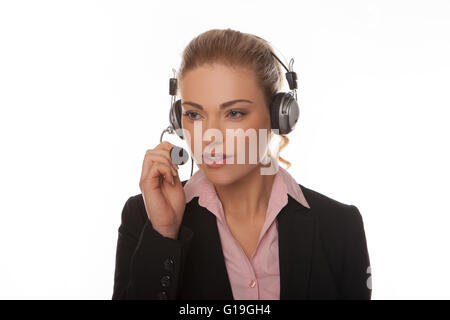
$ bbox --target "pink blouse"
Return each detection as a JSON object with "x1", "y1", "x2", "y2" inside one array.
[{"x1": 183, "y1": 166, "x2": 310, "y2": 300}]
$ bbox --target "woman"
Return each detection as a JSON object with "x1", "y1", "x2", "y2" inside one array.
[{"x1": 112, "y1": 28, "x2": 371, "y2": 300}]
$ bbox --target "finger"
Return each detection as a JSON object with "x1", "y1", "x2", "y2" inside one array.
[
  {"x1": 146, "y1": 154, "x2": 178, "y2": 177},
  {"x1": 155, "y1": 141, "x2": 175, "y2": 153},
  {"x1": 141, "y1": 151, "x2": 156, "y2": 183},
  {"x1": 150, "y1": 162, "x2": 175, "y2": 185},
  {"x1": 154, "y1": 142, "x2": 180, "y2": 168},
  {"x1": 148, "y1": 162, "x2": 176, "y2": 186},
  {"x1": 140, "y1": 143, "x2": 178, "y2": 189},
  {"x1": 142, "y1": 147, "x2": 178, "y2": 179},
  {"x1": 146, "y1": 149, "x2": 179, "y2": 172}
]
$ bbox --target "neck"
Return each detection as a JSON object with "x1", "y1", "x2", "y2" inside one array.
[{"x1": 213, "y1": 163, "x2": 277, "y2": 221}]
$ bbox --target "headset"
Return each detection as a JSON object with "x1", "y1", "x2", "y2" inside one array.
[{"x1": 160, "y1": 38, "x2": 300, "y2": 178}]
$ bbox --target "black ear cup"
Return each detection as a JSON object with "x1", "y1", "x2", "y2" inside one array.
[
  {"x1": 283, "y1": 93, "x2": 299, "y2": 133},
  {"x1": 269, "y1": 92, "x2": 300, "y2": 135},
  {"x1": 270, "y1": 93, "x2": 284, "y2": 133},
  {"x1": 169, "y1": 99, "x2": 184, "y2": 140}
]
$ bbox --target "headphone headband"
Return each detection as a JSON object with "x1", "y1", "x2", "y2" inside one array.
[{"x1": 168, "y1": 37, "x2": 300, "y2": 138}]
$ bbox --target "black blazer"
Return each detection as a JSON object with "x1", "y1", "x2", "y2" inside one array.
[{"x1": 112, "y1": 180, "x2": 371, "y2": 300}]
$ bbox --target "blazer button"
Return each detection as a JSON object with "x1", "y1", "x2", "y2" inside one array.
[
  {"x1": 157, "y1": 290, "x2": 168, "y2": 300},
  {"x1": 163, "y1": 258, "x2": 174, "y2": 271},
  {"x1": 161, "y1": 275, "x2": 171, "y2": 288}
]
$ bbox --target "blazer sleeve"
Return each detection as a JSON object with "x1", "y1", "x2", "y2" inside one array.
[
  {"x1": 112, "y1": 195, "x2": 194, "y2": 300},
  {"x1": 339, "y1": 205, "x2": 372, "y2": 299}
]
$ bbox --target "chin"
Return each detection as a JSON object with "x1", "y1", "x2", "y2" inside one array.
[{"x1": 200, "y1": 164, "x2": 256, "y2": 187}]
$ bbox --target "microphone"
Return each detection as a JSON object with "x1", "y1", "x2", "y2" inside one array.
[
  {"x1": 170, "y1": 145, "x2": 190, "y2": 165},
  {"x1": 160, "y1": 125, "x2": 194, "y2": 177}
]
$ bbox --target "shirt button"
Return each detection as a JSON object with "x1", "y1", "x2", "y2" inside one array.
[
  {"x1": 157, "y1": 290, "x2": 168, "y2": 300},
  {"x1": 249, "y1": 279, "x2": 257, "y2": 288},
  {"x1": 163, "y1": 258, "x2": 174, "y2": 271},
  {"x1": 161, "y1": 275, "x2": 171, "y2": 288}
]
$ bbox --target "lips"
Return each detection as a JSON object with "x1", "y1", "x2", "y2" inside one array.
[
  {"x1": 203, "y1": 153, "x2": 227, "y2": 158},
  {"x1": 203, "y1": 153, "x2": 233, "y2": 163}
]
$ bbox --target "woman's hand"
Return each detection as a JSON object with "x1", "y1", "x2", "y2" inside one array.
[{"x1": 139, "y1": 141, "x2": 186, "y2": 240}]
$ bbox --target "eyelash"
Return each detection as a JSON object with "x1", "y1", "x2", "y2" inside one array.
[{"x1": 182, "y1": 110, "x2": 247, "y2": 121}]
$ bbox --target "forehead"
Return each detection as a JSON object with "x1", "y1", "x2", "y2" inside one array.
[{"x1": 179, "y1": 63, "x2": 263, "y2": 104}]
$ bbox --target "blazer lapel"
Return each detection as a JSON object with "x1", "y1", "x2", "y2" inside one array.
[
  {"x1": 185, "y1": 198, "x2": 234, "y2": 299},
  {"x1": 277, "y1": 194, "x2": 315, "y2": 299}
]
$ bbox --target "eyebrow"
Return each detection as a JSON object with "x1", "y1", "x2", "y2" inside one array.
[{"x1": 181, "y1": 99, "x2": 253, "y2": 110}]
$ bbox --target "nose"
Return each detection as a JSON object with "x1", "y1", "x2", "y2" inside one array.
[
  {"x1": 204, "y1": 115, "x2": 223, "y2": 133},
  {"x1": 203, "y1": 116, "x2": 225, "y2": 141},
  {"x1": 203, "y1": 116, "x2": 226, "y2": 153}
]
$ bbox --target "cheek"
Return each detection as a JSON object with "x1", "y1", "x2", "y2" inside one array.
[
  {"x1": 231, "y1": 116, "x2": 270, "y2": 158},
  {"x1": 183, "y1": 111, "x2": 270, "y2": 164}
]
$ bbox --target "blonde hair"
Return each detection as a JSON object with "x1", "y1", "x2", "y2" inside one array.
[
  {"x1": 267, "y1": 131, "x2": 291, "y2": 170},
  {"x1": 178, "y1": 28, "x2": 291, "y2": 169}
]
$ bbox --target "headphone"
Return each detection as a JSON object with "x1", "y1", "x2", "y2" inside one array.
[{"x1": 161, "y1": 40, "x2": 300, "y2": 177}]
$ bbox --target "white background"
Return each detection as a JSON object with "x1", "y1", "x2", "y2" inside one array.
[{"x1": 0, "y1": 0, "x2": 449, "y2": 299}]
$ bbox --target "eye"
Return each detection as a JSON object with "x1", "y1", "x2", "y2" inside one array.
[
  {"x1": 227, "y1": 110, "x2": 246, "y2": 119},
  {"x1": 182, "y1": 111, "x2": 203, "y2": 121}
]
